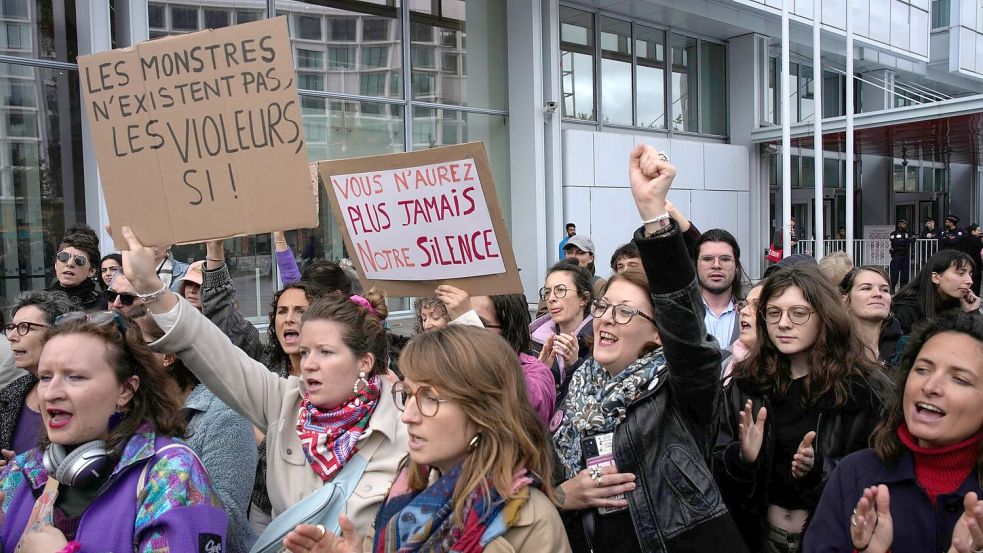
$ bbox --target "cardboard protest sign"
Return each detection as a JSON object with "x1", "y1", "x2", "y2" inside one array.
[
  {"x1": 319, "y1": 142, "x2": 522, "y2": 297},
  {"x1": 79, "y1": 17, "x2": 317, "y2": 249}
]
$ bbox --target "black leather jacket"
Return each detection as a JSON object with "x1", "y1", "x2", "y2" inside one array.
[
  {"x1": 563, "y1": 225, "x2": 747, "y2": 553},
  {"x1": 714, "y1": 370, "x2": 892, "y2": 549}
]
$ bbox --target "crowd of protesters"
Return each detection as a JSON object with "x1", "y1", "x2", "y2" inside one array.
[{"x1": 2, "y1": 144, "x2": 983, "y2": 553}]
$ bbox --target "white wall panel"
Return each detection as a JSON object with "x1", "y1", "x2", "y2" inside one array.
[
  {"x1": 593, "y1": 132, "x2": 635, "y2": 187},
  {"x1": 669, "y1": 139, "x2": 705, "y2": 190},
  {"x1": 910, "y1": 8, "x2": 929, "y2": 57},
  {"x1": 562, "y1": 129, "x2": 595, "y2": 188},
  {"x1": 704, "y1": 143, "x2": 737, "y2": 191},
  {"x1": 690, "y1": 190, "x2": 741, "y2": 238},
  {"x1": 562, "y1": 186, "x2": 593, "y2": 238}
]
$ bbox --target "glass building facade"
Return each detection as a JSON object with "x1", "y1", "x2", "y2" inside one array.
[{"x1": 0, "y1": 0, "x2": 509, "y2": 316}]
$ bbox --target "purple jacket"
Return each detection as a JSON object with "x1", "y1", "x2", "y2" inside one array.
[
  {"x1": 1, "y1": 424, "x2": 227, "y2": 553},
  {"x1": 518, "y1": 352, "x2": 556, "y2": 427},
  {"x1": 803, "y1": 448, "x2": 983, "y2": 553}
]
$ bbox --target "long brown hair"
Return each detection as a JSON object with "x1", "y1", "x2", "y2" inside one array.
[
  {"x1": 39, "y1": 314, "x2": 186, "y2": 455},
  {"x1": 399, "y1": 326, "x2": 554, "y2": 528},
  {"x1": 732, "y1": 265, "x2": 878, "y2": 406},
  {"x1": 872, "y1": 313, "x2": 983, "y2": 465}
]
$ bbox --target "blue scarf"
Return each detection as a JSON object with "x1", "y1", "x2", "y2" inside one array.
[{"x1": 373, "y1": 464, "x2": 522, "y2": 553}]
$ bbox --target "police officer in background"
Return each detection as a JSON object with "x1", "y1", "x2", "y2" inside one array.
[
  {"x1": 940, "y1": 213, "x2": 965, "y2": 250},
  {"x1": 889, "y1": 218, "x2": 915, "y2": 292}
]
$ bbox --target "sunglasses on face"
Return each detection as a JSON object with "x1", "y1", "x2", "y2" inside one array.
[
  {"x1": 56, "y1": 251, "x2": 89, "y2": 267},
  {"x1": 106, "y1": 289, "x2": 140, "y2": 306}
]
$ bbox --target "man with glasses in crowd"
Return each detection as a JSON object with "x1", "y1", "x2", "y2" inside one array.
[
  {"x1": 106, "y1": 271, "x2": 148, "y2": 317},
  {"x1": 694, "y1": 229, "x2": 744, "y2": 349}
]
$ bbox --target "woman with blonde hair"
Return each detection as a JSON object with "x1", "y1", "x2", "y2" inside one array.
[{"x1": 283, "y1": 325, "x2": 568, "y2": 552}]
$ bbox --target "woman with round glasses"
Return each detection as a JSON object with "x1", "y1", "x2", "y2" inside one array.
[
  {"x1": 98, "y1": 254, "x2": 122, "y2": 292},
  {"x1": 804, "y1": 313, "x2": 983, "y2": 553},
  {"x1": 113, "y1": 226, "x2": 407, "y2": 545},
  {"x1": 282, "y1": 326, "x2": 569, "y2": 553},
  {"x1": 892, "y1": 249, "x2": 979, "y2": 335},
  {"x1": 1, "y1": 291, "x2": 78, "y2": 457},
  {"x1": 530, "y1": 261, "x2": 595, "y2": 399},
  {"x1": 0, "y1": 310, "x2": 227, "y2": 552},
  {"x1": 715, "y1": 265, "x2": 891, "y2": 552},
  {"x1": 839, "y1": 266, "x2": 904, "y2": 370},
  {"x1": 47, "y1": 225, "x2": 107, "y2": 311},
  {"x1": 551, "y1": 145, "x2": 745, "y2": 553}
]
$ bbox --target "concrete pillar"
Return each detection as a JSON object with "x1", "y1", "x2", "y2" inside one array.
[{"x1": 507, "y1": 0, "x2": 548, "y2": 300}]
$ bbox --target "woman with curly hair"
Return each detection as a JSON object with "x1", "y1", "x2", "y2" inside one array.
[{"x1": 715, "y1": 265, "x2": 893, "y2": 552}]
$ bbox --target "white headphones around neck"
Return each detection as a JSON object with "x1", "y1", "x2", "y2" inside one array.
[{"x1": 42, "y1": 440, "x2": 112, "y2": 487}]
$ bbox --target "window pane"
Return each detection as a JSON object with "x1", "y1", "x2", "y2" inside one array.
[
  {"x1": 288, "y1": 3, "x2": 402, "y2": 100},
  {"x1": 298, "y1": 15, "x2": 322, "y2": 40},
  {"x1": 798, "y1": 65, "x2": 815, "y2": 122},
  {"x1": 171, "y1": 6, "x2": 199, "y2": 32},
  {"x1": 699, "y1": 41, "x2": 727, "y2": 135},
  {"x1": 0, "y1": 65, "x2": 85, "y2": 306},
  {"x1": 2, "y1": 0, "x2": 27, "y2": 19},
  {"x1": 409, "y1": 0, "x2": 507, "y2": 109},
  {"x1": 297, "y1": 49, "x2": 323, "y2": 70},
  {"x1": 560, "y1": 6, "x2": 595, "y2": 120},
  {"x1": 824, "y1": 158, "x2": 840, "y2": 188},
  {"x1": 299, "y1": 73, "x2": 324, "y2": 91},
  {"x1": 635, "y1": 25, "x2": 665, "y2": 129},
  {"x1": 328, "y1": 17, "x2": 356, "y2": 41},
  {"x1": 823, "y1": 70, "x2": 842, "y2": 118},
  {"x1": 3, "y1": 0, "x2": 76, "y2": 62},
  {"x1": 149, "y1": 4, "x2": 165, "y2": 29},
  {"x1": 203, "y1": 9, "x2": 230, "y2": 29},
  {"x1": 363, "y1": 19, "x2": 389, "y2": 41},
  {"x1": 600, "y1": 17, "x2": 632, "y2": 126},
  {"x1": 236, "y1": 9, "x2": 262, "y2": 24},
  {"x1": 670, "y1": 33, "x2": 698, "y2": 132},
  {"x1": 328, "y1": 47, "x2": 354, "y2": 70}
]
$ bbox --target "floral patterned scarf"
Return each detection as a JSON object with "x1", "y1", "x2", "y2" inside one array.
[
  {"x1": 552, "y1": 350, "x2": 665, "y2": 480},
  {"x1": 296, "y1": 375, "x2": 381, "y2": 481},
  {"x1": 374, "y1": 464, "x2": 537, "y2": 553}
]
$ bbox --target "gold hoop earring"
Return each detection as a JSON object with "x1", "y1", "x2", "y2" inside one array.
[
  {"x1": 468, "y1": 433, "x2": 481, "y2": 452},
  {"x1": 353, "y1": 371, "x2": 369, "y2": 394}
]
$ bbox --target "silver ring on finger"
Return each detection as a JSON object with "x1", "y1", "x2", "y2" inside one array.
[
  {"x1": 658, "y1": 151, "x2": 669, "y2": 162},
  {"x1": 850, "y1": 516, "x2": 858, "y2": 528},
  {"x1": 589, "y1": 466, "x2": 602, "y2": 482},
  {"x1": 973, "y1": 546, "x2": 983, "y2": 553},
  {"x1": 596, "y1": 475, "x2": 604, "y2": 488}
]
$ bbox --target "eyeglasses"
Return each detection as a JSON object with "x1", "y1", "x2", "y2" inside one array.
[
  {"x1": 391, "y1": 381, "x2": 451, "y2": 417},
  {"x1": 56, "y1": 251, "x2": 89, "y2": 267},
  {"x1": 763, "y1": 305, "x2": 815, "y2": 325},
  {"x1": 106, "y1": 289, "x2": 140, "y2": 306},
  {"x1": 539, "y1": 284, "x2": 569, "y2": 301},
  {"x1": 591, "y1": 299, "x2": 657, "y2": 326},
  {"x1": 55, "y1": 311, "x2": 127, "y2": 338},
  {"x1": 3, "y1": 321, "x2": 48, "y2": 337},
  {"x1": 698, "y1": 255, "x2": 735, "y2": 265}
]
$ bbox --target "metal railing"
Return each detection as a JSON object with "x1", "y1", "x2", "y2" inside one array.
[{"x1": 791, "y1": 239, "x2": 940, "y2": 275}]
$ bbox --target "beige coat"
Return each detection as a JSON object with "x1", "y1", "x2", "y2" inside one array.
[
  {"x1": 152, "y1": 298, "x2": 408, "y2": 536},
  {"x1": 489, "y1": 487, "x2": 571, "y2": 553}
]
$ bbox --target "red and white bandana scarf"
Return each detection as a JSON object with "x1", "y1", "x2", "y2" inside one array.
[{"x1": 296, "y1": 376, "x2": 381, "y2": 481}]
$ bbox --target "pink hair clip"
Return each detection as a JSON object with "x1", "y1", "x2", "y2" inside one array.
[{"x1": 350, "y1": 295, "x2": 380, "y2": 319}]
